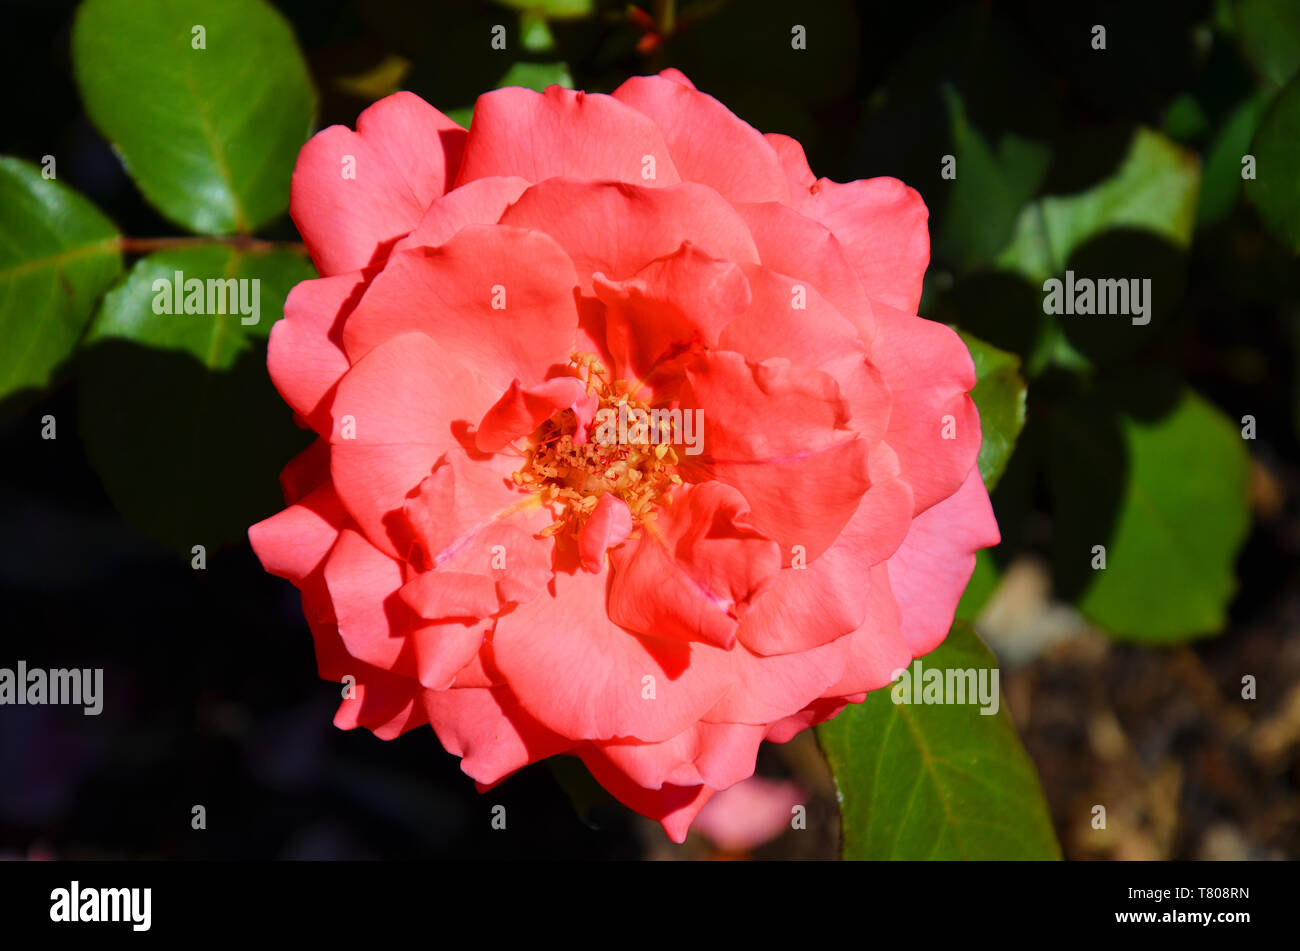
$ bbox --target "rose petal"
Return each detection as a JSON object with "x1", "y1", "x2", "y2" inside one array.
[
  {"x1": 499, "y1": 180, "x2": 759, "y2": 293},
  {"x1": 341, "y1": 226, "x2": 580, "y2": 391},
  {"x1": 455, "y1": 86, "x2": 681, "y2": 188},
  {"x1": 328, "y1": 333, "x2": 495, "y2": 556},
  {"x1": 886, "y1": 466, "x2": 999, "y2": 656},
  {"x1": 871, "y1": 302, "x2": 981, "y2": 515},
  {"x1": 493, "y1": 565, "x2": 731, "y2": 742},
  {"x1": 798, "y1": 176, "x2": 929, "y2": 315},
  {"x1": 612, "y1": 75, "x2": 789, "y2": 203},
  {"x1": 291, "y1": 91, "x2": 466, "y2": 276},
  {"x1": 607, "y1": 482, "x2": 780, "y2": 649}
]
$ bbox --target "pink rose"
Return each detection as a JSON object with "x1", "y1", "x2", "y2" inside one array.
[{"x1": 250, "y1": 69, "x2": 997, "y2": 842}]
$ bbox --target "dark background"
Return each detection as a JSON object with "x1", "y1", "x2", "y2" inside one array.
[{"x1": 1, "y1": 0, "x2": 1297, "y2": 859}]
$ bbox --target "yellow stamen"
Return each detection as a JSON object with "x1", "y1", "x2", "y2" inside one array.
[{"x1": 512, "y1": 353, "x2": 685, "y2": 541}]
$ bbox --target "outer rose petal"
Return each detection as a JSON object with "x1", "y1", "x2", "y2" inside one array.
[
  {"x1": 733, "y1": 201, "x2": 873, "y2": 344},
  {"x1": 798, "y1": 176, "x2": 930, "y2": 314},
  {"x1": 328, "y1": 333, "x2": 495, "y2": 557},
  {"x1": 702, "y1": 635, "x2": 849, "y2": 725},
  {"x1": 291, "y1": 91, "x2": 466, "y2": 276},
  {"x1": 886, "y1": 466, "x2": 1000, "y2": 656},
  {"x1": 424, "y1": 686, "x2": 574, "y2": 787},
  {"x1": 492, "y1": 566, "x2": 731, "y2": 742},
  {"x1": 406, "y1": 617, "x2": 491, "y2": 690},
  {"x1": 454, "y1": 86, "x2": 681, "y2": 188},
  {"x1": 279, "y1": 438, "x2": 331, "y2": 503},
  {"x1": 268, "y1": 270, "x2": 368, "y2": 433},
  {"x1": 499, "y1": 180, "x2": 760, "y2": 293},
  {"x1": 325, "y1": 629, "x2": 428, "y2": 740},
  {"x1": 607, "y1": 482, "x2": 780, "y2": 649},
  {"x1": 249, "y1": 484, "x2": 346, "y2": 589},
  {"x1": 871, "y1": 301, "x2": 981, "y2": 515},
  {"x1": 311, "y1": 603, "x2": 426, "y2": 738},
  {"x1": 819, "y1": 562, "x2": 911, "y2": 697},
  {"x1": 341, "y1": 227, "x2": 580, "y2": 391},
  {"x1": 401, "y1": 571, "x2": 499, "y2": 620},
  {"x1": 612, "y1": 75, "x2": 789, "y2": 204},
  {"x1": 595, "y1": 720, "x2": 767, "y2": 790},
  {"x1": 395, "y1": 176, "x2": 530, "y2": 252},
  {"x1": 764, "y1": 133, "x2": 816, "y2": 193},
  {"x1": 322, "y1": 528, "x2": 417, "y2": 676},
  {"x1": 764, "y1": 697, "x2": 850, "y2": 744},
  {"x1": 578, "y1": 748, "x2": 714, "y2": 844}
]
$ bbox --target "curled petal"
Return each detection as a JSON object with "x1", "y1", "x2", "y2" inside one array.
[
  {"x1": 594, "y1": 242, "x2": 751, "y2": 382},
  {"x1": 579, "y1": 494, "x2": 634, "y2": 572},
  {"x1": 269, "y1": 270, "x2": 369, "y2": 433},
  {"x1": 679, "y1": 351, "x2": 870, "y2": 562},
  {"x1": 871, "y1": 302, "x2": 981, "y2": 515},
  {"x1": 595, "y1": 720, "x2": 767, "y2": 791},
  {"x1": 291, "y1": 92, "x2": 466, "y2": 276},
  {"x1": 579, "y1": 748, "x2": 715, "y2": 843},
  {"x1": 607, "y1": 482, "x2": 780, "y2": 649},
  {"x1": 499, "y1": 180, "x2": 759, "y2": 294},
  {"x1": 424, "y1": 686, "x2": 574, "y2": 787},
  {"x1": 476, "y1": 376, "x2": 590, "y2": 454}
]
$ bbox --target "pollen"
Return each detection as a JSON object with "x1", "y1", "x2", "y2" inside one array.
[{"x1": 512, "y1": 353, "x2": 681, "y2": 539}]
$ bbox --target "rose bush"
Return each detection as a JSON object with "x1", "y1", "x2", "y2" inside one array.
[{"x1": 249, "y1": 68, "x2": 998, "y2": 841}]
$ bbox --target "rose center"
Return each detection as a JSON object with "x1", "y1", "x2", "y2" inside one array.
[{"x1": 512, "y1": 353, "x2": 682, "y2": 538}]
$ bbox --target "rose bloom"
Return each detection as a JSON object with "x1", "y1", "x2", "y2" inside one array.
[{"x1": 250, "y1": 69, "x2": 997, "y2": 842}]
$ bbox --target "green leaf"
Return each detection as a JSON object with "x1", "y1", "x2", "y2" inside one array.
[
  {"x1": 72, "y1": 0, "x2": 316, "y2": 235},
  {"x1": 1161, "y1": 92, "x2": 1211, "y2": 142},
  {"x1": 817, "y1": 622, "x2": 1060, "y2": 860},
  {"x1": 497, "y1": 60, "x2": 574, "y2": 92},
  {"x1": 78, "y1": 245, "x2": 315, "y2": 549},
  {"x1": 959, "y1": 329, "x2": 1027, "y2": 491},
  {"x1": 1244, "y1": 76, "x2": 1300, "y2": 251},
  {"x1": 1047, "y1": 387, "x2": 1251, "y2": 642},
  {"x1": 1234, "y1": 0, "x2": 1300, "y2": 87},
  {"x1": 0, "y1": 157, "x2": 122, "y2": 403},
  {"x1": 938, "y1": 85, "x2": 1050, "y2": 272},
  {"x1": 996, "y1": 128, "x2": 1201, "y2": 284},
  {"x1": 1197, "y1": 91, "x2": 1272, "y2": 228}
]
